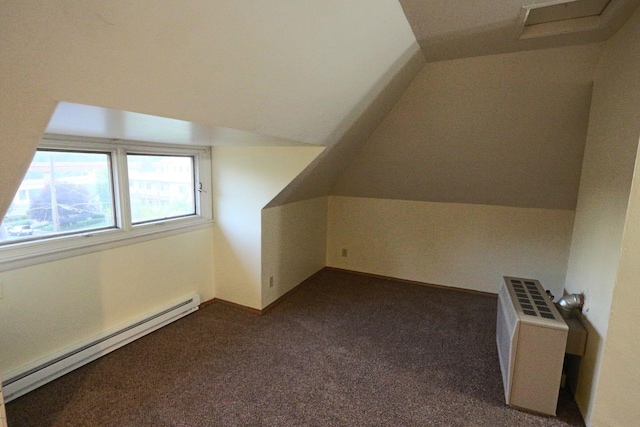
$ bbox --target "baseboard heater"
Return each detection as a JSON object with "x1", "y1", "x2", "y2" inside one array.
[{"x1": 1, "y1": 294, "x2": 200, "y2": 403}]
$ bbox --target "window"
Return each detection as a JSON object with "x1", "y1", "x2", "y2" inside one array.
[
  {"x1": 127, "y1": 154, "x2": 195, "y2": 224},
  {"x1": 0, "y1": 136, "x2": 212, "y2": 270},
  {"x1": 0, "y1": 150, "x2": 115, "y2": 245}
]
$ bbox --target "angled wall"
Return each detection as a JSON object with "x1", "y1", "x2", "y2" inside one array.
[
  {"x1": 262, "y1": 197, "x2": 328, "y2": 308},
  {"x1": 333, "y1": 44, "x2": 602, "y2": 209},
  {"x1": 212, "y1": 146, "x2": 324, "y2": 310},
  {"x1": 267, "y1": 44, "x2": 425, "y2": 207},
  {"x1": 326, "y1": 44, "x2": 601, "y2": 294}
]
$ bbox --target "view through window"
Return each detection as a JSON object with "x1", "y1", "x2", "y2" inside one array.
[
  {"x1": 127, "y1": 154, "x2": 196, "y2": 224},
  {"x1": 1, "y1": 146, "x2": 203, "y2": 246},
  {"x1": 0, "y1": 150, "x2": 114, "y2": 244}
]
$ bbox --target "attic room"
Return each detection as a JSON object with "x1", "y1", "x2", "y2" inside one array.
[{"x1": 1, "y1": 1, "x2": 640, "y2": 426}]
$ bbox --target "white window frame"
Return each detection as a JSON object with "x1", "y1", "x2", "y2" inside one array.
[{"x1": 0, "y1": 135, "x2": 213, "y2": 272}]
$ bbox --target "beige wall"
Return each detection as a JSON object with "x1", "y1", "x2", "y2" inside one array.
[
  {"x1": 0, "y1": 228, "x2": 214, "y2": 374},
  {"x1": 332, "y1": 44, "x2": 601, "y2": 210},
  {"x1": 262, "y1": 197, "x2": 328, "y2": 307},
  {"x1": 564, "y1": 7, "x2": 640, "y2": 426},
  {"x1": 592, "y1": 153, "x2": 640, "y2": 426},
  {"x1": 0, "y1": 143, "x2": 323, "y2": 377},
  {"x1": 327, "y1": 196, "x2": 575, "y2": 296},
  {"x1": 0, "y1": 135, "x2": 321, "y2": 383},
  {"x1": 212, "y1": 146, "x2": 324, "y2": 310}
]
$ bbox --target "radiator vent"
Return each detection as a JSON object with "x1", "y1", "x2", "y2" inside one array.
[
  {"x1": 508, "y1": 278, "x2": 562, "y2": 320},
  {"x1": 497, "y1": 277, "x2": 568, "y2": 415}
]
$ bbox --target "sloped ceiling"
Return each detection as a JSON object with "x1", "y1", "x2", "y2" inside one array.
[
  {"x1": 0, "y1": 0, "x2": 420, "y2": 216},
  {"x1": 0, "y1": 0, "x2": 418, "y2": 146}
]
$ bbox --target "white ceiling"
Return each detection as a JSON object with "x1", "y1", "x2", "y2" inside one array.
[
  {"x1": 5, "y1": 0, "x2": 637, "y2": 149},
  {"x1": 0, "y1": 0, "x2": 418, "y2": 147},
  {"x1": 398, "y1": 0, "x2": 640, "y2": 61}
]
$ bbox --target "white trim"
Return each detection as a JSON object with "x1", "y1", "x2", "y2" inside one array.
[
  {"x1": 114, "y1": 146, "x2": 131, "y2": 231},
  {"x1": 0, "y1": 135, "x2": 213, "y2": 271},
  {"x1": 1, "y1": 294, "x2": 201, "y2": 402}
]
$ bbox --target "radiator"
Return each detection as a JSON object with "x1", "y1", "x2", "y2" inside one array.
[
  {"x1": 496, "y1": 277, "x2": 568, "y2": 416},
  {"x1": 1, "y1": 294, "x2": 200, "y2": 403}
]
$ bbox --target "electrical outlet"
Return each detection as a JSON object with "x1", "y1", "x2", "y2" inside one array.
[
  {"x1": 269, "y1": 276, "x2": 274, "y2": 288},
  {"x1": 341, "y1": 248, "x2": 348, "y2": 257}
]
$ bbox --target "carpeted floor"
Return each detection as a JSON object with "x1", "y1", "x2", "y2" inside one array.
[{"x1": 6, "y1": 268, "x2": 584, "y2": 426}]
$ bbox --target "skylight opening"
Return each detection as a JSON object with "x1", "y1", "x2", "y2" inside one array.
[
  {"x1": 525, "y1": 0, "x2": 612, "y2": 27},
  {"x1": 519, "y1": 0, "x2": 620, "y2": 39}
]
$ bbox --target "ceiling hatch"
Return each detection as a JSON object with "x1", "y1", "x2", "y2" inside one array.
[{"x1": 520, "y1": 0, "x2": 621, "y2": 39}]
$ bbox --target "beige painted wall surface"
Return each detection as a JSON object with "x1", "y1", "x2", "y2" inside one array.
[
  {"x1": 332, "y1": 44, "x2": 601, "y2": 210},
  {"x1": 591, "y1": 149, "x2": 640, "y2": 427},
  {"x1": 262, "y1": 197, "x2": 328, "y2": 307},
  {"x1": 327, "y1": 196, "x2": 574, "y2": 296},
  {"x1": 563, "y1": 7, "x2": 640, "y2": 425},
  {"x1": 0, "y1": 228, "x2": 214, "y2": 374},
  {"x1": 212, "y1": 146, "x2": 324, "y2": 310}
]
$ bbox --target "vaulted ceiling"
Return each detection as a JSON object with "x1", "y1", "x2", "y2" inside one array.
[
  {"x1": 0, "y1": 0, "x2": 418, "y2": 147},
  {"x1": 2, "y1": 1, "x2": 639, "y2": 215}
]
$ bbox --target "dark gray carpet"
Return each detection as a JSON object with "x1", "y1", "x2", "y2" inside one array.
[{"x1": 6, "y1": 268, "x2": 584, "y2": 426}]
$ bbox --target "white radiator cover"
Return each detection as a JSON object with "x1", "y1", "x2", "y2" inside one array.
[
  {"x1": 1, "y1": 294, "x2": 200, "y2": 403},
  {"x1": 497, "y1": 277, "x2": 568, "y2": 416}
]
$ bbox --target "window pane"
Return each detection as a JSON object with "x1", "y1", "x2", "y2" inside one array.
[
  {"x1": 127, "y1": 155, "x2": 196, "y2": 224},
  {"x1": 0, "y1": 150, "x2": 115, "y2": 244}
]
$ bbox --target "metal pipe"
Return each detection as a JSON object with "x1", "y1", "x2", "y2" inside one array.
[{"x1": 555, "y1": 293, "x2": 584, "y2": 319}]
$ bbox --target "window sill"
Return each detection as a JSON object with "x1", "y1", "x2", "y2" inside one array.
[{"x1": 0, "y1": 217, "x2": 214, "y2": 272}]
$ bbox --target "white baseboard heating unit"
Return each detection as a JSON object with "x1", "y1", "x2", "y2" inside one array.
[
  {"x1": 496, "y1": 277, "x2": 568, "y2": 416},
  {"x1": 1, "y1": 294, "x2": 200, "y2": 403}
]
